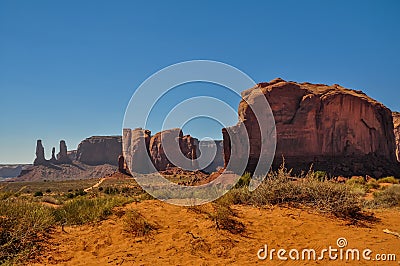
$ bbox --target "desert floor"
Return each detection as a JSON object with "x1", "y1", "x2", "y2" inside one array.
[{"x1": 32, "y1": 200, "x2": 400, "y2": 266}]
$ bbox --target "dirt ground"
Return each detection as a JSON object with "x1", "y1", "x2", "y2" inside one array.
[{"x1": 32, "y1": 200, "x2": 400, "y2": 266}]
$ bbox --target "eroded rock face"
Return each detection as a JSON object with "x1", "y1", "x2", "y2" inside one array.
[
  {"x1": 149, "y1": 129, "x2": 199, "y2": 171},
  {"x1": 122, "y1": 128, "x2": 201, "y2": 173},
  {"x1": 57, "y1": 140, "x2": 72, "y2": 164},
  {"x1": 223, "y1": 78, "x2": 399, "y2": 177},
  {"x1": 33, "y1": 140, "x2": 47, "y2": 166},
  {"x1": 123, "y1": 128, "x2": 152, "y2": 173},
  {"x1": 76, "y1": 136, "x2": 122, "y2": 165},
  {"x1": 394, "y1": 112, "x2": 400, "y2": 162}
]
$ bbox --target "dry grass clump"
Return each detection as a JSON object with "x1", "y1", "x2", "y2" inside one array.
[
  {"x1": 227, "y1": 165, "x2": 363, "y2": 219},
  {"x1": 54, "y1": 196, "x2": 131, "y2": 226},
  {"x1": 377, "y1": 176, "x2": 399, "y2": 184},
  {"x1": 364, "y1": 185, "x2": 400, "y2": 209},
  {"x1": 0, "y1": 199, "x2": 55, "y2": 265},
  {"x1": 208, "y1": 202, "x2": 245, "y2": 234},
  {"x1": 123, "y1": 209, "x2": 157, "y2": 237}
]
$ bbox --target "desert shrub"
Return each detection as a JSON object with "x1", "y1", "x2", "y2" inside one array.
[
  {"x1": 104, "y1": 187, "x2": 119, "y2": 195},
  {"x1": 313, "y1": 171, "x2": 328, "y2": 181},
  {"x1": 377, "y1": 176, "x2": 399, "y2": 184},
  {"x1": 42, "y1": 196, "x2": 61, "y2": 205},
  {"x1": 245, "y1": 167, "x2": 362, "y2": 219},
  {"x1": 0, "y1": 199, "x2": 55, "y2": 264},
  {"x1": 54, "y1": 196, "x2": 130, "y2": 225},
  {"x1": 235, "y1": 172, "x2": 252, "y2": 188},
  {"x1": 365, "y1": 180, "x2": 380, "y2": 190},
  {"x1": 123, "y1": 209, "x2": 157, "y2": 237},
  {"x1": 364, "y1": 185, "x2": 400, "y2": 208},
  {"x1": 0, "y1": 192, "x2": 15, "y2": 200},
  {"x1": 74, "y1": 189, "x2": 87, "y2": 197},
  {"x1": 45, "y1": 189, "x2": 51, "y2": 193},
  {"x1": 208, "y1": 201, "x2": 245, "y2": 234},
  {"x1": 33, "y1": 191, "x2": 43, "y2": 197}
]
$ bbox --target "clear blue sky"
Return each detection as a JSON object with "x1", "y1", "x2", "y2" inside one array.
[{"x1": 1, "y1": 0, "x2": 399, "y2": 164}]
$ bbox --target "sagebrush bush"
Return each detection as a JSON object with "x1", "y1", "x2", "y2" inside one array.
[
  {"x1": 123, "y1": 209, "x2": 157, "y2": 237},
  {"x1": 364, "y1": 185, "x2": 400, "y2": 208},
  {"x1": 223, "y1": 165, "x2": 363, "y2": 219},
  {"x1": 0, "y1": 199, "x2": 55, "y2": 264}
]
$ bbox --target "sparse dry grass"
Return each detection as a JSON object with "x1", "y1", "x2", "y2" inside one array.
[{"x1": 123, "y1": 209, "x2": 157, "y2": 237}]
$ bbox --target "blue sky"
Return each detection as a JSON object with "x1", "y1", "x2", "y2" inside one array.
[{"x1": 1, "y1": 0, "x2": 399, "y2": 163}]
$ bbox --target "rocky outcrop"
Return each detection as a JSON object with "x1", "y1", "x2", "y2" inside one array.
[
  {"x1": 123, "y1": 128, "x2": 152, "y2": 173},
  {"x1": 394, "y1": 112, "x2": 400, "y2": 161},
  {"x1": 122, "y1": 128, "x2": 202, "y2": 174},
  {"x1": 57, "y1": 140, "x2": 72, "y2": 164},
  {"x1": 223, "y1": 78, "x2": 400, "y2": 177},
  {"x1": 76, "y1": 136, "x2": 122, "y2": 166},
  {"x1": 33, "y1": 140, "x2": 47, "y2": 166},
  {"x1": 49, "y1": 147, "x2": 57, "y2": 164},
  {"x1": 149, "y1": 129, "x2": 199, "y2": 172}
]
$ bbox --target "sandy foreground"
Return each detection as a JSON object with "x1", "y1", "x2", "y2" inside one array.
[{"x1": 31, "y1": 200, "x2": 400, "y2": 266}]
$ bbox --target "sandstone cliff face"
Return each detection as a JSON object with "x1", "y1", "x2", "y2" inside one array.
[
  {"x1": 76, "y1": 136, "x2": 122, "y2": 166},
  {"x1": 223, "y1": 78, "x2": 399, "y2": 177},
  {"x1": 123, "y1": 128, "x2": 152, "y2": 173},
  {"x1": 394, "y1": 112, "x2": 400, "y2": 162},
  {"x1": 122, "y1": 128, "x2": 202, "y2": 174}
]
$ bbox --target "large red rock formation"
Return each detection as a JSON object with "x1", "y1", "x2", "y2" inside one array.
[
  {"x1": 76, "y1": 136, "x2": 122, "y2": 166},
  {"x1": 122, "y1": 128, "x2": 201, "y2": 174},
  {"x1": 57, "y1": 140, "x2": 72, "y2": 164},
  {"x1": 123, "y1": 128, "x2": 152, "y2": 173},
  {"x1": 148, "y1": 128, "x2": 199, "y2": 172},
  {"x1": 394, "y1": 112, "x2": 400, "y2": 162},
  {"x1": 223, "y1": 78, "x2": 399, "y2": 177},
  {"x1": 33, "y1": 140, "x2": 47, "y2": 166}
]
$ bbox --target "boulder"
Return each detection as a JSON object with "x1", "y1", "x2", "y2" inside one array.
[
  {"x1": 76, "y1": 136, "x2": 122, "y2": 165},
  {"x1": 394, "y1": 112, "x2": 400, "y2": 161},
  {"x1": 223, "y1": 78, "x2": 400, "y2": 177}
]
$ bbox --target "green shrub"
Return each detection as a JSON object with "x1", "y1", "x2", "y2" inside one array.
[
  {"x1": 54, "y1": 196, "x2": 130, "y2": 225},
  {"x1": 0, "y1": 200, "x2": 55, "y2": 264},
  {"x1": 364, "y1": 185, "x2": 400, "y2": 208},
  {"x1": 33, "y1": 191, "x2": 43, "y2": 197},
  {"x1": 235, "y1": 172, "x2": 252, "y2": 188}
]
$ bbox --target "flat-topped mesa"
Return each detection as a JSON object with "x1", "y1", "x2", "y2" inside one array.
[
  {"x1": 76, "y1": 136, "x2": 122, "y2": 166},
  {"x1": 223, "y1": 78, "x2": 400, "y2": 177},
  {"x1": 393, "y1": 112, "x2": 400, "y2": 162}
]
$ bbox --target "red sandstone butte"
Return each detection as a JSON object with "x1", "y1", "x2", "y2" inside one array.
[
  {"x1": 393, "y1": 112, "x2": 400, "y2": 162},
  {"x1": 223, "y1": 78, "x2": 400, "y2": 177}
]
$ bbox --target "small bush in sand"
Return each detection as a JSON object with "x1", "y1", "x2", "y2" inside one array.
[
  {"x1": 208, "y1": 198, "x2": 245, "y2": 234},
  {"x1": 123, "y1": 209, "x2": 157, "y2": 237},
  {"x1": 364, "y1": 185, "x2": 400, "y2": 208}
]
